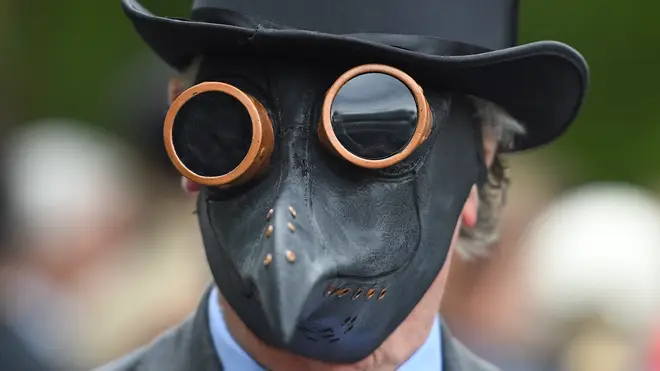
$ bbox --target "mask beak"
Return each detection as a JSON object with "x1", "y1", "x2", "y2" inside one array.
[{"x1": 253, "y1": 202, "x2": 330, "y2": 345}]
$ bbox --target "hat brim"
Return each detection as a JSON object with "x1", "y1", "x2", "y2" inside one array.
[{"x1": 122, "y1": 0, "x2": 589, "y2": 152}]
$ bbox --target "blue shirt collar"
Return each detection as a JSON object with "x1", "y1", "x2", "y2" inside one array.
[{"x1": 208, "y1": 287, "x2": 443, "y2": 370}]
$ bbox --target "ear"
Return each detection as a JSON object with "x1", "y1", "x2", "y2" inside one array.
[
  {"x1": 168, "y1": 77, "x2": 185, "y2": 105},
  {"x1": 483, "y1": 135, "x2": 498, "y2": 168},
  {"x1": 181, "y1": 177, "x2": 201, "y2": 195},
  {"x1": 461, "y1": 184, "x2": 479, "y2": 228}
]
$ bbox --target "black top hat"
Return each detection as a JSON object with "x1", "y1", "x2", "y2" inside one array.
[{"x1": 122, "y1": 0, "x2": 589, "y2": 151}]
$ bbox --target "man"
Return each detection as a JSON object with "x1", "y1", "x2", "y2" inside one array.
[{"x1": 102, "y1": 0, "x2": 588, "y2": 369}]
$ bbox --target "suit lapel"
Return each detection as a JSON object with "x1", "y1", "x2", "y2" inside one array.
[
  {"x1": 441, "y1": 321, "x2": 498, "y2": 371},
  {"x1": 183, "y1": 286, "x2": 224, "y2": 371},
  {"x1": 442, "y1": 322, "x2": 463, "y2": 371}
]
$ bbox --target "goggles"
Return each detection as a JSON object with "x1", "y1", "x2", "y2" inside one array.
[{"x1": 164, "y1": 64, "x2": 433, "y2": 187}]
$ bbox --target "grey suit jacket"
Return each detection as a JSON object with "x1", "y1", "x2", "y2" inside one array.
[{"x1": 96, "y1": 290, "x2": 498, "y2": 371}]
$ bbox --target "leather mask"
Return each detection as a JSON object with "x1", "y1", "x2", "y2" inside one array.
[{"x1": 174, "y1": 55, "x2": 487, "y2": 363}]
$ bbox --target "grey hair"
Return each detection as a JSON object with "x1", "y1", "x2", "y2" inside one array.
[
  {"x1": 176, "y1": 59, "x2": 526, "y2": 260},
  {"x1": 456, "y1": 97, "x2": 526, "y2": 260}
]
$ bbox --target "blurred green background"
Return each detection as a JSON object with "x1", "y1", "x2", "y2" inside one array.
[{"x1": 6, "y1": 0, "x2": 660, "y2": 187}]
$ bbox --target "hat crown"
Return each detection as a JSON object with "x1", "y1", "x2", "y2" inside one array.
[{"x1": 192, "y1": 0, "x2": 519, "y2": 50}]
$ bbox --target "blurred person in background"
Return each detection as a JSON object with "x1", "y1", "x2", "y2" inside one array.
[
  {"x1": 85, "y1": 51, "x2": 210, "y2": 366},
  {"x1": 0, "y1": 138, "x2": 52, "y2": 371},
  {"x1": 441, "y1": 154, "x2": 567, "y2": 370},
  {"x1": 522, "y1": 183, "x2": 660, "y2": 371},
  {"x1": 2, "y1": 119, "x2": 142, "y2": 370}
]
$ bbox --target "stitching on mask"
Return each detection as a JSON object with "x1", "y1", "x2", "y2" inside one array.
[{"x1": 264, "y1": 62, "x2": 286, "y2": 199}]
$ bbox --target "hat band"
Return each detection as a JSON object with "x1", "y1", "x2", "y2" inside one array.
[
  {"x1": 349, "y1": 33, "x2": 490, "y2": 56},
  {"x1": 191, "y1": 0, "x2": 518, "y2": 49},
  {"x1": 192, "y1": 7, "x2": 492, "y2": 57}
]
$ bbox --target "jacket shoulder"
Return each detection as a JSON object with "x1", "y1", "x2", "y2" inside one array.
[
  {"x1": 94, "y1": 314, "x2": 196, "y2": 371},
  {"x1": 441, "y1": 322, "x2": 500, "y2": 371},
  {"x1": 96, "y1": 288, "x2": 220, "y2": 371},
  {"x1": 448, "y1": 336, "x2": 500, "y2": 371}
]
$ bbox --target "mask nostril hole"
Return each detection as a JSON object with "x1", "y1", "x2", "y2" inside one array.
[
  {"x1": 336, "y1": 288, "x2": 350, "y2": 297},
  {"x1": 325, "y1": 286, "x2": 337, "y2": 296},
  {"x1": 300, "y1": 316, "x2": 359, "y2": 344}
]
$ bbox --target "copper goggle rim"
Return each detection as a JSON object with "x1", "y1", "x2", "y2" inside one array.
[
  {"x1": 320, "y1": 64, "x2": 432, "y2": 169},
  {"x1": 163, "y1": 82, "x2": 273, "y2": 186}
]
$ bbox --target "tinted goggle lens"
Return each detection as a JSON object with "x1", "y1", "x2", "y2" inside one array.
[
  {"x1": 164, "y1": 82, "x2": 274, "y2": 187},
  {"x1": 173, "y1": 91, "x2": 251, "y2": 176},
  {"x1": 320, "y1": 65, "x2": 432, "y2": 168},
  {"x1": 330, "y1": 73, "x2": 418, "y2": 160}
]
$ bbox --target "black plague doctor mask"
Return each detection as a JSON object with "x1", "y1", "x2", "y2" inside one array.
[{"x1": 123, "y1": 0, "x2": 589, "y2": 363}]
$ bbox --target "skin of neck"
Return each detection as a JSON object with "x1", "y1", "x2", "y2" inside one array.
[{"x1": 219, "y1": 222, "x2": 463, "y2": 371}]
